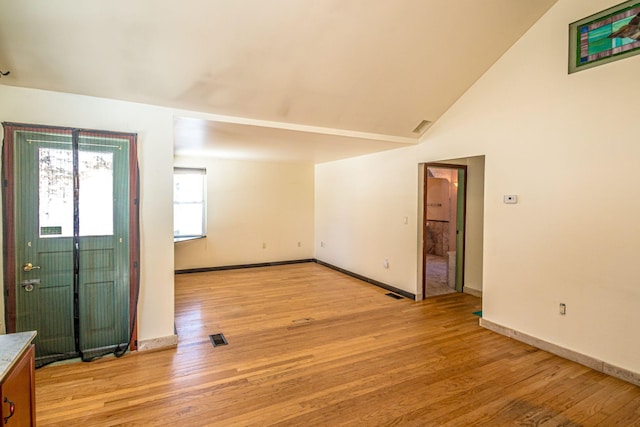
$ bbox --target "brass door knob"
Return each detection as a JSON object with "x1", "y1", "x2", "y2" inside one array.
[{"x1": 23, "y1": 262, "x2": 41, "y2": 272}]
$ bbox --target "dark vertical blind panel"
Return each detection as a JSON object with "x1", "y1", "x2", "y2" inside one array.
[
  {"x1": 2, "y1": 123, "x2": 18, "y2": 333},
  {"x1": 72, "y1": 129, "x2": 81, "y2": 354}
]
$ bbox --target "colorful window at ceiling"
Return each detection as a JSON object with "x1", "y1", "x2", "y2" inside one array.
[{"x1": 569, "y1": 1, "x2": 640, "y2": 73}]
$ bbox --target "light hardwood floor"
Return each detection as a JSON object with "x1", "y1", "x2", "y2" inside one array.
[{"x1": 35, "y1": 263, "x2": 640, "y2": 426}]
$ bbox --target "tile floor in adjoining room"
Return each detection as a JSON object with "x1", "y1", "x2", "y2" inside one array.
[{"x1": 425, "y1": 254, "x2": 456, "y2": 297}]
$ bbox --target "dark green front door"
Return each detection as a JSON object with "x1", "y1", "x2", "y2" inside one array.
[{"x1": 12, "y1": 128, "x2": 130, "y2": 360}]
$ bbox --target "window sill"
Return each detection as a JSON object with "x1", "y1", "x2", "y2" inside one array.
[{"x1": 174, "y1": 235, "x2": 206, "y2": 243}]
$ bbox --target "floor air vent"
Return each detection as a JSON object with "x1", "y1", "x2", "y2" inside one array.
[
  {"x1": 386, "y1": 293, "x2": 403, "y2": 300},
  {"x1": 209, "y1": 333, "x2": 228, "y2": 347}
]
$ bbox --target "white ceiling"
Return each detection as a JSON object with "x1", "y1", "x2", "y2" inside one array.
[{"x1": 0, "y1": 0, "x2": 557, "y2": 163}]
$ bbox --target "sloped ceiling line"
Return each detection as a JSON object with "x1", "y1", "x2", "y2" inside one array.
[{"x1": 0, "y1": 0, "x2": 558, "y2": 163}]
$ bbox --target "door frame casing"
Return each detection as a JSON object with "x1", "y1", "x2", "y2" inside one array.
[
  {"x1": 422, "y1": 163, "x2": 468, "y2": 298},
  {"x1": 2, "y1": 122, "x2": 139, "y2": 351}
]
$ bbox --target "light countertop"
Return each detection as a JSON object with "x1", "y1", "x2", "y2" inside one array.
[{"x1": 0, "y1": 331, "x2": 37, "y2": 381}]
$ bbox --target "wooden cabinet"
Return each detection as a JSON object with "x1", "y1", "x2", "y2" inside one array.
[{"x1": 0, "y1": 344, "x2": 35, "y2": 426}]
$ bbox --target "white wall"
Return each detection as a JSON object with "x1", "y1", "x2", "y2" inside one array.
[
  {"x1": 174, "y1": 156, "x2": 314, "y2": 269},
  {"x1": 0, "y1": 85, "x2": 175, "y2": 343},
  {"x1": 315, "y1": 0, "x2": 640, "y2": 375},
  {"x1": 424, "y1": 0, "x2": 640, "y2": 374},
  {"x1": 315, "y1": 146, "x2": 419, "y2": 295},
  {"x1": 315, "y1": 149, "x2": 484, "y2": 299},
  {"x1": 462, "y1": 156, "x2": 485, "y2": 294}
]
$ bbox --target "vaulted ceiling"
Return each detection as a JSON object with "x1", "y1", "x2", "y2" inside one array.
[{"x1": 0, "y1": 0, "x2": 557, "y2": 163}]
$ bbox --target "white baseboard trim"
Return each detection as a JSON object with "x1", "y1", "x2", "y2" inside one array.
[
  {"x1": 137, "y1": 334, "x2": 178, "y2": 352},
  {"x1": 480, "y1": 318, "x2": 640, "y2": 387},
  {"x1": 463, "y1": 287, "x2": 482, "y2": 298}
]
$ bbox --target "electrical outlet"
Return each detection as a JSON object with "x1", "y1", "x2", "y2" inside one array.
[
  {"x1": 383, "y1": 259, "x2": 389, "y2": 269},
  {"x1": 559, "y1": 303, "x2": 566, "y2": 316},
  {"x1": 504, "y1": 195, "x2": 518, "y2": 204},
  {"x1": 297, "y1": 241, "x2": 301, "y2": 247},
  {"x1": 262, "y1": 242, "x2": 266, "y2": 249},
  {"x1": 321, "y1": 241, "x2": 325, "y2": 248}
]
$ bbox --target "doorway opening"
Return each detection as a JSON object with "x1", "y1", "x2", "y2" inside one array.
[{"x1": 423, "y1": 164, "x2": 466, "y2": 298}]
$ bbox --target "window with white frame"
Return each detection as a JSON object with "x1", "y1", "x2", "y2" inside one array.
[{"x1": 173, "y1": 167, "x2": 206, "y2": 241}]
